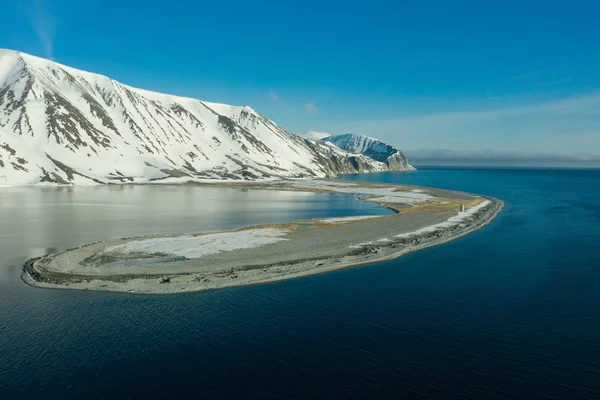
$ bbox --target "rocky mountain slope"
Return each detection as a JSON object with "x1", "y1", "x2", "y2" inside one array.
[
  {"x1": 323, "y1": 134, "x2": 414, "y2": 171},
  {"x1": 0, "y1": 50, "x2": 411, "y2": 185}
]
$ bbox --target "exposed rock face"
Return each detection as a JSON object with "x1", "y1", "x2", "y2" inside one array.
[
  {"x1": 385, "y1": 152, "x2": 413, "y2": 171},
  {"x1": 323, "y1": 133, "x2": 414, "y2": 171},
  {"x1": 0, "y1": 50, "x2": 393, "y2": 185}
]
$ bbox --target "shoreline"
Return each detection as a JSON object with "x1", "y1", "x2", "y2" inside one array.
[{"x1": 22, "y1": 180, "x2": 504, "y2": 294}]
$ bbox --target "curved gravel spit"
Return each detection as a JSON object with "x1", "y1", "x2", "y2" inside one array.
[{"x1": 22, "y1": 180, "x2": 504, "y2": 294}]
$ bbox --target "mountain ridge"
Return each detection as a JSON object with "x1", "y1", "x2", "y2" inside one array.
[
  {"x1": 0, "y1": 50, "x2": 412, "y2": 185},
  {"x1": 323, "y1": 133, "x2": 414, "y2": 171}
]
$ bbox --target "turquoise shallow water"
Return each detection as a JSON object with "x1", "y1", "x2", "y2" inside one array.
[{"x1": 1, "y1": 169, "x2": 600, "y2": 399}]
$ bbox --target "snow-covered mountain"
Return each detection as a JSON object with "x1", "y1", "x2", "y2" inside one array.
[
  {"x1": 0, "y1": 50, "x2": 412, "y2": 185},
  {"x1": 323, "y1": 134, "x2": 414, "y2": 171}
]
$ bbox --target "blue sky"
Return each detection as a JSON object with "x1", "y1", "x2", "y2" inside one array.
[{"x1": 2, "y1": 0, "x2": 600, "y2": 162}]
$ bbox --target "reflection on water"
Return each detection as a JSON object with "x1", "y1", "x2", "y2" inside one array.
[{"x1": 0, "y1": 184, "x2": 388, "y2": 284}]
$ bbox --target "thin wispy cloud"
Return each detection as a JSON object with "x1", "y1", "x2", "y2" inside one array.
[
  {"x1": 396, "y1": 94, "x2": 600, "y2": 122},
  {"x1": 505, "y1": 67, "x2": 566, "y2": 82},
  {"x1": 324, "y1": 93, "x2": 600, "y2": 156},
  {"x1": 305, "y1": 102, "x2": 318, "y2": 113},
  {"x1": 19, "y1": 0, "x2": 56, "y2": 59},
  {"x1": 267, "y1": 90, "x2": 279, "y2": 102},
  {"x1": 501, "y1": 66, "x2": 572, "y2": 89}
]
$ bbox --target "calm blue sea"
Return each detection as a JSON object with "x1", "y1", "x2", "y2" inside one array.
[{"x1": 1, "y1": 168, "x2": 600, "y2": 399}]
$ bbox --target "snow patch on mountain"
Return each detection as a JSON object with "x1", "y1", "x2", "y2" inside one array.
[{"x1": 324, "y1": 133, "x2": 415, "y2": 171}]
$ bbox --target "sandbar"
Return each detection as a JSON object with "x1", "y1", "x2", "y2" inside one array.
[{"x1": 22, "y1": 180, "x2": 504, "y2": 294}]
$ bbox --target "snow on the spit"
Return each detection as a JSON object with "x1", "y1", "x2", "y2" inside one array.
[
  {"x1": 362, "y1": 188, "x2": 433, "y2": 204},
  {"x1": 319, "y1": 215, "x2": 384, "y2": 224},
  {"x1": 103, "y1": 228, "x2": 290, "y2": 259},
  {"x1": 347, "y1": 200, "x2": 491, "y2": 249},
  {"x1": 291, "y1": 181, "x2": 433, "y2": 203},
  {"x1": 395, "y1": 200, "x2": 491, "y2": 239},
  {"x1": 348, "y1": 237, "x2": 392, "y2": 249},
  {"x1": 302, "y1": 181, "x2": 359, "y2": 188},
  {"x1": 364, "y1": 194, "x2": 429, "y2": 204}
]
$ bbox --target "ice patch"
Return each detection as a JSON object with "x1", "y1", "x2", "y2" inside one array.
[
  {"x1": 290, "y1": 181, "x2": 434, "y2": 204},
  {"x1": 319, "y1": 215, "x2": 383, "y2": 224},
  {"x1": 395, "y1": 200, "x2": 491, "y2": 239},
  {"x1": 103, "y1": 228, "x2": 290, "y2": 259}
]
